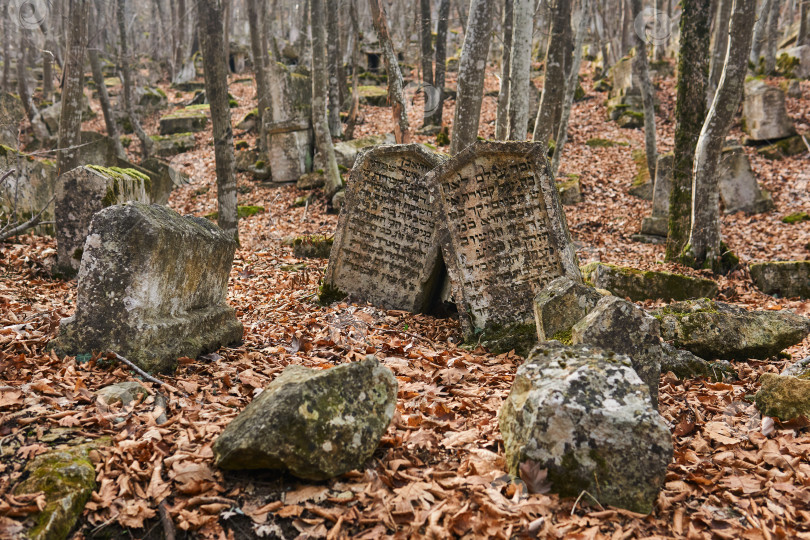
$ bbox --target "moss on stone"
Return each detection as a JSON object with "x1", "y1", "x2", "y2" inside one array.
[
  {"x1": 237, "y1": 205, "x2": 264, "y2": 218},
  {"x1": 551, "y1": 329, "x2": 573, "y2": 345},
  {"x1": 782, "y1": 211, "x2": 810, "y2": 224},
  {"x1": 318, "y1": 280, "x2": 346, "y2": 304},
  {"x1": 586, "y1": 138, "x2": 629, "y2": 148},
  {"x1": 293, "y1": 235, "x2": 333, "y2": 259},
  {"x1": 235, "y1": 140, "x2": 249, "y2": 150},
  {"x1": 467, "y1": 322, "x2": 537, "y2": 357},
  {"x1": 436, "y1": 128, "x2": 450, "y2": 146}
]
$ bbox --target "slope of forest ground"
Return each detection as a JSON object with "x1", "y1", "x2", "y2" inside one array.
[{"x1": 2, "y1": 59, "x2": 810, "y2": 539}]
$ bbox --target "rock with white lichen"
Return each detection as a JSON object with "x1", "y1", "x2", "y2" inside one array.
[
  {"x1": 213, "y1": 357, "x2": 397, "y2": 480},
  {"x1": 499, "y1": 342, "x2": 672, "y2": 514},
  {"x1": 533, "y1": 276, "x2": 604, "y2": 343},
  {"x1": 749, "y1": 261, "x2": 810, "y2": 299}
]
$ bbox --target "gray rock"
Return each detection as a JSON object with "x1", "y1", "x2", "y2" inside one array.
[
  {"x1": 265, "y1": 119, "x2": 313, "y2": 183},
  {"x1": 718, "y1": 144, "x2": 774, "y2": 214},
  {"x1": 297, "y1": 171, "x2": 325, "y2": 190},
  {"x1": 653, "y1": 299, "x2": 810, "y2": 360},
  {"x1": 499, "y1": 341, "x2": 672, "y2": 514},
  {"x1": 781, "y1": 356, "x2": 810, "y2": 378},
  {"x1": 640, "y1": 153, "x2": 674, "y2": 238},
  {"x1": 755, "y1": 373, "x2": 810, "y2": 421},
  {"x1": 742, "y1": 80, "x2": 796, "y2": 142},
  {"x1": 96, "y1": 381, "x2": 149, "y2": 406},
  {"x1": 150, "y1": 132, "x2": 197, "y2": 157},
  {"x1": 213, "y1": 357, "x2": 397, "y2": 480},
  {"x1": 533, "y1": 276, "x2": 603, "y2": 342},
  {"x1": 660, "y1": 343, "x2": 736, "y2": 381},
  {"x1": 557, "y1": 175, "x2": 582, "y2": 205},
  {"x1": 38, "y1": 98, "x2": 92, "y2": 135},
  {"x1": 51, "y1": 203, "x2": 243, "y2": 373},
  {"x1": 781, "y1": 45, "x2": 810, "y2": 79},
  {"x1": 331, "y1": 189, "x2": 345, "y2": 211},
  {"x1": 572, "y1": 296, "x2": 663, "y2": 407},
  {"x1": 0, "y1": 92, "x2": 25, "y2": 147},
  {"x1": 141, "y1": 157, "x2": 191, "y2": 205},
  {"x1": 159, "y1": 107, "x2": 209, "y2": 135},
  {"x1": 581, "y1": 262, "x2": 718, "y2": 302},
  {"x1": 750, "y1": 261, "x2": 810, "y2": 299},
  {"x1": 137, "y1": 86, "x2": 168, "y2": 114},
  {"x1": 293, "y1": 235, "x2": 333, "y2": 259},
  {"x1": 0, "y1": 145, "x2": 57, "y2": 234},
  {"x1": 331, "y1": 133, "x2": 396, "y2": 169}
]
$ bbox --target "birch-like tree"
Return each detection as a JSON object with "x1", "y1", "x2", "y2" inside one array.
[
  {"x1": 630, "y1": 0, "x2": 657, "y2": 179},
  {"x1": 684, "y1": 0, "x2": 757, "y2": 270},
  {"x1": 368, "y1": 0, "x2": 410, "y2": 143},
  {"x1": 533, "y1": 0, "x2": 571, "y2": 147},
  {"x1": 495, "y1": 0, "x2": 513, "y2": 140},
  {"x1": 419, "y1": 0, "x2": 435, "y2": 127},
  {"x1": 426, "y1": 0, "x2": 450, "y2": 127},
  {"x1": 708, "y1": 0, "x2": 732, "y2": 103},
  {"x1": 450, "y1": 0, "x2": 494, "y2": 154},
  {"x1": 246, "y1": 0, "x2": 271, "y2": 151}
]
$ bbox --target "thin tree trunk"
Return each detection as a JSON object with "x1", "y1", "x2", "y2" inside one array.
[
  {"x1": 197, "y1": 0, "x2": 239, "y2": 240},
  {"x1": 507, "y1": 0, "x2": 532, "y2": 140},
  {"x1": 89, "y1": 9, "x2": 125, "y2": 159},
  {"x1": 455, "y1": 0, "x2": 467, "y2": 32},
  {"x1": 533, "y1": 0, "x2": 571, "y2": 146},
  {"x1": 686, "y1": 0, "x2": 757, "y2": 269},
  {"x1": 246, "y1": 0, "x2": 270, "y2": 152},
  {"x1": 708, "y1": 0, "x2": 732, "y2": 103},
  {"x1": 551, "y1": 0, "x2": 589, "y2": 178},
  {"x1": 344, "y1": 0, "x2": 361, "y2": 139},
  {"x1": 666, "y1": 0, "x2": 712, "y2": 261},
  {"x1": 117, "y1": 0, "x2": 154, "y2": 159},
  {"x1": 763, "y1": 0, "x2": 780, "y2": 73},
  {"x1": 57, "y1": 0, "x2": 91, "y2": 177},
  {"x1": 620, "y1": 0, "x2": 630, "y2": 57},
  {"x1": 799, "y1": 0, "x2": 808, "y2": 46},
  {"x1": 176, "y1": 0, "x2": 188, "y2": 69},
  {"x1": 17, "y1": 30, "x2": 37, "y2": 122},
  {"x1": 631, "y1": 0, "x2": 657, "y2": 178},
  {"x1": 749, "y1": 0, "x2": 771, "y2": 68},
  {"x1": 419, "y1": 0, "x2": 435, "y2": 127},
  {"x1": 2, "y1": 8, "x2": 11, "y2": 93},
  {"x1": 223, "y1": 0, "x2": 231, "y2": 72},
  {"x1": 326, "y1": 0, "x2": 343, "y2": 137},
  {"x1": 368, "y1": 0, "x2": 410, "y2": 143},
  {"x1": 495, "y1": 0, "x2": 513, "y2": 140},
  {"x1": 427, "y1": 0, "x2": 449, "y2": 127},
  {"x1": 312, "y1": 0, "x2": 343, "y2": 199}
]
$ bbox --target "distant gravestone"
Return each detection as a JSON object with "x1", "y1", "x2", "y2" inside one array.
[
  {"x1": 637, "y1": 152, "x2": 673, "y2": 240},
  {"x1": 719, "y1": 144, "x2": 774, "y2": 214},
  {"x1": 427, "y1": 141, "x2": 581, "y2": 346},
  {"x1": 742, "y1": 80, "x2": 795, "y2": 142},
  {"x1": 322, "y1": 144, "x2": 448, "y2": 311}
]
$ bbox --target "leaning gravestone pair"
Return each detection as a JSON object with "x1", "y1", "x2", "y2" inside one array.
[{"x1": 323, "y1": 141, "x2": 581, "y2": 354}]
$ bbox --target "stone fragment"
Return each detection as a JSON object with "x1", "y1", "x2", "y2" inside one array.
[
  {"x1": 757, "y1": 134, "x2": 807, "y2": 160},
  {"x1": 572, "y1": 296, "x2": 663, "y2": 407},
  {"x1": 358, "y1": 85, "x2": 389, "y2": 106},
  {"x1": 37, "y1": 98, "x2": 93, "y2": 135},
  {"x1": 581, "y1": 262, "x2": 718, "y2": 302},
  {"x1": 749, "y1": 261, "x2": 810, "y2": 299},
  {"x1": 329, "y1": 133, "x2": 397, "y2": 170},
  {"x1": 742, "y1": 80, "x2": 796, "y2": 142},
  {"x1": 780, "y1": 79, "x2": 803, "y2": 98},
  {"x1": 780, "y1": 45, "x2": 810, "y2": 78},
  {"x1": 141, "y1": 157, "x2": 191, "y2": 205},
  {"x1": 557, "y1": 175, "x2": 582, "y2": 205},
  {"x1": 96, "y1": 381, "x2": 149, "y2": 406},
  {"x1": 213, "y1": 357, "x2": 397, "y2": 480},
  {"x1": 652, "y1": 299, "x2": 810, "y2": 360},
  {"x1": 628, "y1": 149, "x2": 653, "y2": 200},
  {"x1": 639, "y1": 153, "x2": 674, "y2": 238},
  {"x1": 234, "y1": 148, "x2": 259, "y2": 171},
  {"x1": 533, "y1": 276, "x2": 603, "y2": 342},
  {"x1": 718, "y1": 144, "x2": 774, "y2": 214},
  {"x1": 332, "y1": 190, "x2": 346, "y2": 211},
  {"x1": 51, "y1": 202, "x2": 243, "y2": 372},
  {"x1": 499, "y1": 342, "x2": 672, "y2": 514},
  {"x1": 294, "y1": 235, "x2": 333, "y2": 259},
  {"x1": 323, "y1": 145, "x2": 448, "y2": 311},
  {"x1": 755, "y1": 373, "x2": 810, "y2": 421},
  {"x1": 55, "y1": 166, "x2": 151, "y2": 275},
  {"x1": 781, "y1": 356, "x2": 810, "y2": 378},
  {"x1": 150, "y1": 132, "x2": 197, "y2": 156},
  {"x1": 661, "y1": 343, "x2": 736, "y2": 381},
  {"x1": 159, "y1": 107, "x2": 209, "y2": 135},
  {"x1": 427, "y1": 141, "x2": 581, "y2": 354},
  {"x1": 138, "y1": 86, "x2": 168, "y2": 113},
  {"x1": 296, "y1": 171, "x2": 325, "y2": 190},
  {"x1": 0, "y1": 144, "x2": 57, "y2": 233}
]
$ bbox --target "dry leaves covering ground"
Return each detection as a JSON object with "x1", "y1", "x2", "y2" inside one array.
[{"x1": 1, "y1": 57, "x2": 810, "y2": 539}]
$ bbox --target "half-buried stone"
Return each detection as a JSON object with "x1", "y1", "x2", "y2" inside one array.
[
  {"x1": 213, "y1": 357, "x2": 397, "y2": 481},
  {"x1": 754, "y1": 356, "x2": 810, "y2": 421},
  {"x1": 499, "y1": 341, "x2": 672, "y2": 514},
  {"x1": 749, "y1": 261, "x2": 810, "y2": 299},
  {"x1": 652, "y1": 299, "x2": 810, "y2": 360},
  {"x1": 581, "y1": 262, "x2": 718, "y2": 302},
  {"x1": 50, "y1": 202, "x2": 243, "y2": 373}
]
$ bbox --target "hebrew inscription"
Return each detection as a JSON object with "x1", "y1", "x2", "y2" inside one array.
[
  {"x1": 428, "y1": 141, "x2": 581, "y2": 334},
  {"x1": 323, "y1": 144, "x2": 447, "y2": 311}
]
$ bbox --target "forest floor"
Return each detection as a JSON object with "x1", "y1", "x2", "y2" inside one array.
[{"x1": 1, "y1": 58, "x2": 810, "y2": 539}]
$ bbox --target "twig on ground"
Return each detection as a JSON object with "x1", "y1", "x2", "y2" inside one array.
[
  {"x1": 0, "y1": 194, "x2": 56, "y2": 241},
  {"x1": 107, "y1": 352, "x2": 186, "y2": 396},
  {"x1": 159, "y1": 499, "x2": 176, "y2": 540},
  {"x1": 571, "y1": 490, "x2": 605, "y2": 515}
]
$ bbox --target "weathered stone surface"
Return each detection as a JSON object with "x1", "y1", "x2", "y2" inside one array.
[
  {"x1": 332, "y1": 190, "x2": 346, "y2": 211},
  {"x1": 358, "y1": 85, "x2": 389, "y2": 106},
  {"x1": 750, "y1": 261, "x2": 810, "y2": 299},
  {"x1": 581, "y1": 262, "x2": 718, "y2": 302},
  {"x1": 533, "y1": 276, "x2": 603, "y2": 342},
  {"x1": 324, "y1": 145, "x2": 448, "y2": 311},
  {"x1": 742, "y1": 80, "x2": 796, "y2": 142},
  {"x1": 55, "y1": 166, "x2": 151, "y2": 275},
  {"x1": 296, "y1": 171, "x2": 325, "y2": 190},
  {"x1": 138, "y1": 86, "x2": 168, "y2": 113},
  {"x1": 755, "y1": 373, "x2": 810, "y2": 421},
  {"x1": 213, "y1": 357, "x2": 397, "y2": 480},
  {"x1": 0, "y1": 92, "x2": 24, "y2": 147},
  {"x1": 150, "y1": 132, "x2": 197, "y2": 156},
  {"x1": 572, "y1": 296, "x2": 663, "y2": 407},
  {"x1": 96, "y1": 381, "x2": 148, "y2": 406},
  {"x1": 265, "y1": 119, "x2": 313, "y2": 183},
  {"x1": 718, "y1": 144, "x2": 774, "y2": 214},
  {"x1": 557, "y1": 175, "x2": 582, "y2": 205},
  {"x1": 757, "y1": 135, "x2": 807, "y2": 160},
  {"x1": 234, "y1": 148, "x2": 259, "y2": 171},
  {"x1": 13, "y1": 445, "x2": 97, "y2": 540},
  {"x1": 330, "y1": 133, "x2": 396, "y2": 170},
  {"x1": 781, "y1": 79, "x2": 803, "y2": 99},
  {"x1": 427, "y1": 141, "x2": 581, "y2": 350},
  {"x1": 499, "y1": 342, "x2": 672, "y2": 513},
  {"x1": 0, "y1": 144, "x2": 57, "y2": 233},
  {"x1": 653, "y1": 299, "x2": 810, "y2": 360},
  {"x1": 661, "y1": 342, "x2": 736, "y2": 381},
  {"x1": 141, "y1": 157, "x2": 191, "y2": 205},
  {"x1": 781, "y1": 356, "x2": 810, "y2": 378},
  {"x1": 51, "y1": 202, "x2": 243, "y2": 373},
  {"x1": 781, "y1": 45, "x2": 810, "y2": 78},
  {"x1": 628, "y1": 149, "x2": 653, "y2": 200},
  {"x1": 159, "y1": 107, "x2": 209, "y2": 135},
  {"x1": 294, "y1": 235, "x2": 333, "y2": 259},
  {"x1": 37, "y1": 98, "x2": 92, "y2": 135},
  {"x1": 640, "y1": 153, "x2": 674, "y2": 238}
]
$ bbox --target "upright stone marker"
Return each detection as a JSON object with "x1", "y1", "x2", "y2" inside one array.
[
  {"x1": 323, "y1": 144, "x2": 448, "y2": 310},
  {"x1": 718, "y1": 144, "x2": 774, "y2": 214},
  {"x1": 427, "y1": 141, "x2": 581, "y2": 348},
  {"x1": 638, "y1": 152, "x2": 674, "y2": 240},
  {"x1": 51, "y1": 202, "x2": 243, "y2": 373}
]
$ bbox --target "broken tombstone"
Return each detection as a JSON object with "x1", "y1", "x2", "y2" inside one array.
[
  {"x1": 637, "y1": 152, "x2": 673, "y2": 240},
  {"x1": 750, "y1": 260, "x2": 810, "y2": 299},
  {"x1": 159, "y1": 106, "x2": 209, "y2": 135},
  {"x1": 742, "y1": 80, "x2": 796, "y2": 142},
  {"x1": 533, "y1": 276, "x2": 604, "y2": 343},
  {"x1": 580, "y1": 262, "x2": 718, "y2": 302},
  {"x1": 718, "y1": 144, "x2": 774, "y2": 214}
]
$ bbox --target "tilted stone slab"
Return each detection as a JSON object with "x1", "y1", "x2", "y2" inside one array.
[
  {"x1": 159, "y1": 107, "x2": 209, "y2": 135},
  {"x1": 55, "y1": 166, "x2": 151, "y2": 275},
  {"x1": 427, "y1": 141, "x2": 581, "y2": 348},
  {"x1": 750, "y1": 261, "x2": 810, "y2": 299},
  {"x1": 51, "y1": 202, "x2": 243, "y2": 373},
  {"x1": 718, "y1": 144, "x2": 774, "y2": 214},
  {"x1": 639, "y1": 152, "x2": 673, "y2": 238},
  {"x1": 323, "y1": 144, "x2": 448, "y2": 311},
  {"x1": 581, "y1": 262, "x2": 718, "y2": 302},
  {"x1": 742, "y1": 80, "x2": 795, "y2": 142}
]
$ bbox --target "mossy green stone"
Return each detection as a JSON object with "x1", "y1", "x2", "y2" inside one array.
[{"x1": 755, "y1": 373, "x2": 810, "y2": 421}]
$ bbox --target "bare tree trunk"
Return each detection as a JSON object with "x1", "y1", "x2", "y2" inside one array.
[
  {"x1": 1, "y1": 7, "x2": 10, "y2": 93},
  {"x1": 619, "y1": 0, "x2": 630, "y2": 57},
  {"x1": 57, "y1": 0, "x2": 91, "y2": 177},
  {"x1": 344, "y1": 0, "x2": 361, "y2": 139},
  {"x1": 631, "y1": 0, "x2": 658, "y2": 179},
  {"x1": 551, "y1": 0, "x2": 589, "y2": 178},
  {"x1": 117, "y1": 0, "x2": 154, "y2": 159},
  {"x1": 246, "y1": 0, "x2": 270, "y2": 152},
  {"x1": 799, "y1": 0, "x2": 809, "y2": 46},
  {"x1": 89, "y1": 7, "x2": 125, "y2": 159},
  {"x1": 368, "y1": 0, "x2": 410, "y2": 143},
  {"x1": 749, "y1": 0, "x2": 771, "y2": 68},
  {"x1": 495, "y1": 0, "x2": 513, "y2": 140},
  {"x1": 507, "y1": 0, "x2": 532, "y2": 140},
  {"x1": 455, "y1": 0, "x2": 467, "y2": 32},
  {"x1": 326, "y1": 0, "x2": 343, "y2": 138},
  {"x1": 197, "y1": 0, "x2": 239, "y2": 240},
  {"x1": 223, "y1": 0, "x2": 231, "y2": 72},
  {"x1": 176, "y1": 0, "x2": 188, "y2": 69},
  {"x1": 686, "y1": 0, "x2": 756, "y2": 270},
  {"x1": 17, "y1": 30, "x2": 37, "y2": 122},
  {"x1": 427, "y1": 0, "x2": 449, "y2": 127},
  {"x1": 42, "y1": 30, "x2": 54, "y2": 101},
  {"x1": 533, "y1": 0, "x2": 571, "y2": 146},
  {"x1": 450, "y1": 0, "x2": 493, "y2": 154},
  {"x1": 312, "y1": 0, "x2": 343, "y2": 199},
  {"x1": 419, "y1": 0, "x2": 435, "y2": 128},
  {"x1": 708, "y1": 0, "x2": 731, "y2": 103},
  {"x1": 762, "y1": 0, "x2": 780, "y2": 73},
  {"x1": 666, "y1": 0, "x2": 712, "y2": 261}
]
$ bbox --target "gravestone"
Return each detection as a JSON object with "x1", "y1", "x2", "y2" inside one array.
[
  {"x1": 742, "y1": 80, "x2": 796, "y2": 142},
  {"x1": 265, "y1": 63, "x2": 314, "y2": 183},
  {"x1": 719, "y1": 144, "x2": 774, "y2": 214},
  {"x1": 50, "y1": 202, "x2": 243, "y2": 373},
  {"x1": 55, "y1": 166, "x2": 151, "y2": 275},
  {"x1": 637, "y1": 152, "x2": 673, "y2": 241},
  {"x1": 322, "y1": 144, "x2": 448, "y2": 310},
  {"x1": 427, "y1": 141, "x2": 581, "y2": 347},
  {"x1": 0, "y1": 145, "x2": 57, "y2": 233}
]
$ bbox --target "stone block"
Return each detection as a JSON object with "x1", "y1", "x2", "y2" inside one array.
[
  {"x1": 719, "y1": 144, "x2": 775, "y2": 214},
  {"x1": 159, "y1": 107, "x2": 209, "y2": 135},
  {"x1": 150, "y1": 132, "x2": 197, "y2": 156},
  {"x1": 580, "y1": 262, "x2": 718, "y2": 302},
  {"x1": 533, "y1": 276, "x2": 603, "y2": 342},
  {"x1": 265, "y1": 119, "x2": 313, "y2": 183},
  {"x1": 0, "y1": 144, "x2": 57, "y2": 234},
  {"x1": 639, "y1": 152, "x2": 673, "y2": 238},
  {"x1": 742, "y1": 80, "x2": 795, "y2": 142},
  {"x1": 750, "y1": 261, "x2": 810, "y2": 299}
]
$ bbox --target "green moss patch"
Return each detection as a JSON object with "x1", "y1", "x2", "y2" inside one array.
[{"x1": 782, "y1": 211, "x2": 810, "y2": 224}]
